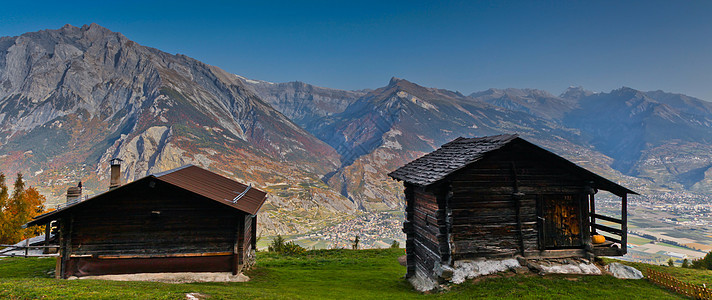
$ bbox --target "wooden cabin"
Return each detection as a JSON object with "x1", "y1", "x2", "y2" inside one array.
[
  {"x1": 388, "y1": 134, "x2": 637, "y2": 282},
  {"x1": 24, "y1": 164, "x2": 267, "y2": 279}
]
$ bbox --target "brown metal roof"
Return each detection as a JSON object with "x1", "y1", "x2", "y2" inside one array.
[
  {"x1": 155, "y1": 165, "x2": 266, "y2": 215},
  {"x1": 25, "y1": 164, "x2": 266, "y2": 227}
]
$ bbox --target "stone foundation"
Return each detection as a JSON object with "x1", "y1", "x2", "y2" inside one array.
[{"x1": 409, "y1": 256, "x2": 606, "y2": 291}]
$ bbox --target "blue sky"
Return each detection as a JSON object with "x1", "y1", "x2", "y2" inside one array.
[{"x1": 2, "y1": 1, "x2": 711, "y2": 100}]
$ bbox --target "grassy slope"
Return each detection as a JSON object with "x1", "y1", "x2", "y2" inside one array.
[
  {"x1": 0, "y1": 249, "x2": 687, "y2": 299},
  {"x1": 609, "y1": 258, "x2": 712, "y2": 286}
]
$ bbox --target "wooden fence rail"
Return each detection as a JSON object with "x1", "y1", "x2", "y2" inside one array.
[
  {"x1": 646, "y1": 268, "x2": 712, "y2": 300},
  {"x1": 0, "y1": 243, "x2": 58, "y2": 258}
]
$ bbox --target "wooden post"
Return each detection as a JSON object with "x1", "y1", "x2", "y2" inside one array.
[
  {"x1": 58, "y1": 216, "x2": 73, "y2": 279},
  {"x1": 536, "y1": 194, "x2": 545, "y2": 250},
  {"x1": 251, "y1": 215, "x2": 257, "y2": 250},
  {"x1": 403, "y1": 184, "x2": 415, "y2": 278},
  {"x1": 233, "y1": 214, "x2": 244, "y2": 275},
  {"x1": 510, "y1": 162, "x2": 525, "y2": 255},
  {"x1": 589, "y1": 193, "x2": 596, "y2": 234},
  {"x1": 621, "y1": 193, "x2": 628, "y2": 254},
  {"x1": 43, "y1": 222, "x2": 51, "y2": 254},
  {"x1": 579, "y1": 194, "x2": 593, "y2": 258},
  {"x1": 24, "y1": 238, "x2": 29, "y2": 257}
]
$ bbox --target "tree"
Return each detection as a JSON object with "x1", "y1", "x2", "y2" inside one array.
[
  {"x1": 682, "y1": 258, "x2": 690, "y2": 268},
  {"x1": 0, "y1": 173, "x2": 9, "y2": 243},
  {"x1": 390, "y1": 240, "x2": 400, "y2": 249},
  {"x1": 0, "y1": 173, "x2": 47, "y2": 244},
  {"x1": 667, "y1": 258, "x2": 674, "y2": 267},
  {"x1": 691, "y1": 251, "x2": 712, "y2": 270}
]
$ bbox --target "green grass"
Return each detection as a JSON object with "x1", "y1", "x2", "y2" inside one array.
[
  {"x1": 608, "y1": 258, "x2": 712, "y2": 286},
  {"x1": 0, "y1": 249, "x2": 689, "y2": 299}
]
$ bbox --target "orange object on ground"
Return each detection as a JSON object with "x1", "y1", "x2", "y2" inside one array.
[{"x1": 592, "y1": 234, "x2": 606, "y2": 244}]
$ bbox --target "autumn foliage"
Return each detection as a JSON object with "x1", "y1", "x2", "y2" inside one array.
[{"x1": 0, "y1": 173, "x2": 47, "y2": 244}]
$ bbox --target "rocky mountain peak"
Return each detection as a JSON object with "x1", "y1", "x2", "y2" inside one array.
[
  {"x1": 560, "y1": 86, "x2": 594, "y2": 100},
  {"x1": 611, "y1": 86, "x2": 646, "y2": 99}
]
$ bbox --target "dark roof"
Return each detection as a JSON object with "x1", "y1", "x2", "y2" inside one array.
[
  {"x1": 388, "y1": 134, "x2": 637, "y2": 196},
  {"x1": 25, "y1": 165, "x2": 267, "y2": 227},
  {"x1": 388, "y1": 134, "x2": 518, "y2": 186}
]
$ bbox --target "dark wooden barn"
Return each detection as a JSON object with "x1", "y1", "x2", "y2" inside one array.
[
  {"x1": 388, "y1": 134, "x2": 637, "y2": 283},
  {"x1": 25, "y1": 164, "x2": 266, "y2": 279}
]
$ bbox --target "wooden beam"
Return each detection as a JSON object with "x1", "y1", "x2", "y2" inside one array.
[
  {"x1": 510, "y1": 162, "x2": 525, "y2": 255},
  {"x1": 591, "y1": 213, "x2": 623, "y2": 224},
  {"x1": 234, "y1": 214, "x2": 244, "y2": 275},
  {"x1": 251, "y1": 215, "x2": 257, "y2": 250},
  {"x1": 621, "y1": 193, "x2": 628, "y2": 254},
  {"x1": 536, "y1": 195, "x2": 545, "y2": 250},
  {"x1": 404, "y1": 184, "x2": 415, "y2": 278},
  {"x1": 592, "y1": 246, "x2": 624, "y2": 257},
  {"x1": 523, "y1": 248, "x2": 587, "y2": 259},
  {"x1": 592, "y1": 223, "x2": 622, "y2": 236},
  {"x1": 598, "y1": 235, "x2": 622, "y2": 244},
  {"x1": 580, "y1": 194, "x2": 593, "y2": 254},
  {"x1": 589, "y1": 193, "x2": 596, "y2": 234},
  {"x1": 44, "y1": 222, "x2": 51, "y2": 254},
  {"x1": 95, "y1": 252, "x2": 233, "y2": 259}
]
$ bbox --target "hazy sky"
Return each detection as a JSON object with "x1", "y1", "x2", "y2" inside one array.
[{"x1": 2, "y1": 1, "x2": 711, "y2": 100}]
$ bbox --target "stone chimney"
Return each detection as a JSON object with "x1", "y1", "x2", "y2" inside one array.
[
  {"x1": 66, "y1": 182, "x2": 82, "y2": 203},
  {"x1": 109, "y1": 158, "x2": 123, "y2": 190}
]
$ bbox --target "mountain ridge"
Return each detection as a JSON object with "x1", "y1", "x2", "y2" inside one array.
[
  {"x1": 2, "y1": 24, "x2": 712, "y2": 237},
  {"x1": 0, "y1": 24, "x2": 357, "y2": 235}
]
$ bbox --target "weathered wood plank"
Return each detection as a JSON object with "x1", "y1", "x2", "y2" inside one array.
[
  {"x1": 592, "y1": 223, "x2": 622, "y2": 236},
  {"x1": 591, "y1": 213, "x2": 623, "y2": 224},
  {"x1": 523, "y1": 249, "x2": 587, "y2": 259}
]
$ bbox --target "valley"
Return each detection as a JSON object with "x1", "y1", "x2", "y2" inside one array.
[{"x1": 2, "y1": 24, "x2": 712, "y2": 265}]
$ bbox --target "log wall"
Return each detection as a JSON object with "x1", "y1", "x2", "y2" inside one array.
[
  {"x1": 58, "y1": 179, "x2": 248, "y2": 278},
  {"x1": 411, "y1": 187, "x2": 442, "y2": 278},
  {"x1": 448, "y1": 143, "x2": 588, "y2": 259}
]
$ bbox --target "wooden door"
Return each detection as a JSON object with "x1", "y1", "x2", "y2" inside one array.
[{"x1": 539, "y1": 195, "x2": 583, "y2": 248}]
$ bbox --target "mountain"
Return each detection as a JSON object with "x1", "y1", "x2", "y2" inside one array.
[
  {"x1": 3, "y1": 24, "x2": 712, "y2": 239},
  {"x1": 0, "y1": 24, "x2": 356, "y2": 234},
  {"x1": 469, "y1": 88, "x2": 577, "y2": 120},
  {"x1": 259, "y1": 78, "x2": 712, "y2": 205},
  {"x1": 244, "y1": 79, "x2": 367, "y2": 129},
  {"x1": 560, "y1": 86, "x2": 596, "y2": 101},
  {"x1": 563, "y1": 87, "x2": 712, "y2": 189},
  {"x1": 280, "y1": 77, "x2": 629, "y2": 210}
]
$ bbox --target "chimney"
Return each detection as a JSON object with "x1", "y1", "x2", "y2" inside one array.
[
  {"x1": 66, "y1": 182, "x2": 82, "y2": 203},
  {"x1": 109, "y1": 158, "x2": 123, "y2": 190}
]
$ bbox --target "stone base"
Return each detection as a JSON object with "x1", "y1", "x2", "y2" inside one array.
[
  {"x1": 408, "y1": 269, "x2": 439, "y2": 292},
  {"x1": 450, "y1": 258, "x2": 521, "y2": 284},
  {"x1": 527, "y1": 257, "x2": 602, "y2": 275}
]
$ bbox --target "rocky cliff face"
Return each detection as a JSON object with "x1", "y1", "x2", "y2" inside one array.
[
  {"x1": 244, "y1": 79, "x2": 367, "y2": 128},
  {"x1": 0, "y1": 24, "x2": 353, "y2": 235}
]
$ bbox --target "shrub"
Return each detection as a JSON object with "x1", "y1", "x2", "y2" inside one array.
[
  {"x1": 390, "y1": 240, "x2": 400, "y2": 249},
  {"x1": 268, "y1": 235, "x2": 306, "y2": 255}
]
